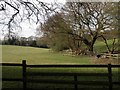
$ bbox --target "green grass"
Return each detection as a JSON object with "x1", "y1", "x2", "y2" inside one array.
[
  {"x1": 1, "y1": 45, "x2": 120, "y2": 89},
  {"x1": 94, "y1": 39, "x2": 118, "y2": 53},
  {"x1": 2, "y1": 45, "x2": 91, "y2": 64},
  {"x1": 2, "y1": 38, "x2": 118, "y2": 64},
  {"x1": 2, "y1": 66, "x2": 119, "y2": 89}
]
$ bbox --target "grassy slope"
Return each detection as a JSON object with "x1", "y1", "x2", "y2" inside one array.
[
  {"x1": 94, "y1": 39, "x2": 118, "y2": 53},
  {"x1": 2, "y1": 39, "x2": 118, "y2": 64},
  {"x1": 2, "y1": 45, "x2": 90, "y2": 64},
  {"x1": 1, "y1": 42, "x2": 119, "y2": 89}
]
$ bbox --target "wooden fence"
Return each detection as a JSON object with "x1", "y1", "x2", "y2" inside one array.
[{"x1": 1, "y1": 60, "x2": 120, "y2": 90}]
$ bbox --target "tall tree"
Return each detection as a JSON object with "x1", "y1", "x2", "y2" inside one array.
[
  {"x1": 38, "y1": 2, "x2": 119, "y2": 55},
  {"x1": 62, "y1": 2, "x2": 117, "y2": 54}
]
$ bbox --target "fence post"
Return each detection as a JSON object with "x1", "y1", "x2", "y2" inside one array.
[
  {"x1": 108, "y1": 64, "x2": 112, "y2": 90},
  {"x1": 74, "y1": 75, "x2": 78, "y2": 90},
  {"x1": 22, "y1": 60, "x2": 27, "y2": 90}
]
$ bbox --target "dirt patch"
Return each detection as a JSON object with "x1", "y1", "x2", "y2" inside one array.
[{"x1": 91, "y1": 57, "x2": 120, "y2": 65}]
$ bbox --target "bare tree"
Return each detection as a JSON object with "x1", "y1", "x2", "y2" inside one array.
[
  {"x1": 35, "y1": 2, "x2": 118, "y2": 55},
  {"x1": 0, "y1": 0, "x2": 58, "y2": 44},
  {"x1": 62, "y1": 2, "x2": 117, "y2": 54}
]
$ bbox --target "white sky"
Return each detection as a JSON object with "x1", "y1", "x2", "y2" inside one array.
[
  {"x1": 0, "y1": 0, "x2": 66, "y2": 39},
  {"x1": 17, "y1": 0, "x2": 66, "y2": 38},
  {"x1": 19, "y1": 21, "x2": 37, "y2": 38}
]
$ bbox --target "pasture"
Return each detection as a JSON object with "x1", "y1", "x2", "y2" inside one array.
[
  {"x1": 2, "y1": 45, "x2": 91, "y2": 64},
  {"x1": 1, "y1": 45, "x2": 120, "y2": 89}
]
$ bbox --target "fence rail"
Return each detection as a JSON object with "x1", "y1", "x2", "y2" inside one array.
[
  {"x1": 1, "y1": 60, "x2": 120, "y2": 90},
  {"x1": 26, "y1": 72, "x2": 108, "y2": 76}
]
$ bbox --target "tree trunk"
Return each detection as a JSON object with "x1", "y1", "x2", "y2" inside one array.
[
  {"x1": 100, "y1": 35, "x2": 111, "y2": 53},
  {"x1": 88, "y1": 45, "x2": 93, "y2": 52},
  {"x1": 87, "y1": 44, "x2": 94, "y2": 56},
  {"x1": 83, "y1": 36, "x2": 97, "y2": 54}
]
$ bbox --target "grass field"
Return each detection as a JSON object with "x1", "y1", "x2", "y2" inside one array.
[
  {"x1": 2, "y1": 45, "x2": 91, "y2": 64},
  {"x1": 94, "y1": 39, "x2": 118, "y2": 53},
  {"x1": 2, "y1": 65, "x2": 119, "y2": 89},
  {"x1": 1, "y1": 44, "x2": 120, "y2": 89}
]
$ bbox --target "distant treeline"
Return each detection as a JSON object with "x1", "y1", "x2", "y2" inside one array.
[{"x1": 1, "y1": 36, "x2": 49, "y2": 48}]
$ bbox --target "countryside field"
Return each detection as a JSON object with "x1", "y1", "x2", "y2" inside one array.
[
  {"x1": 2, "y1": 45, "x2": 91, "y2": 64},
  {"x1": 2, "y1": 39, "x2": 116, "y2": 64},
  {"x1": 1, "y1": 44, "x2": 120, "y2": 90},
  {"x1": 1, "y1": 1, "x2": 119, "y2": 89}
]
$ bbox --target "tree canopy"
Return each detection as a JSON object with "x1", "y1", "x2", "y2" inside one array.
[{"x1": 38, "y1": 2, "x2": 119, "y2": 55}]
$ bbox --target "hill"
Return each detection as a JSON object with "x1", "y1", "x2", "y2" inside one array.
[
  {"x1": 2, "y1": 39, "x2": 118, "y2": 64},
  {"x1": 2, "y1": 45, "x2": 90, "y2": 64}
]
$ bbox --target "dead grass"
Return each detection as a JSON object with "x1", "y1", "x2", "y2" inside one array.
[{"x1": 91, "y1": 57, "x2": 120, "y2": 65}]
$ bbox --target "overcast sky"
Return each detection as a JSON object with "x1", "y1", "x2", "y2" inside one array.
[
  {"x1": 0, "y1": 0, "x2": 66, "y2": 39},
  {"x1": 19, "y1": 0, "x2": 66, "y2": 37}
]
